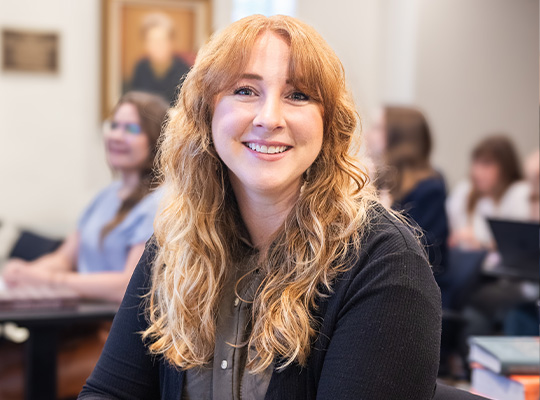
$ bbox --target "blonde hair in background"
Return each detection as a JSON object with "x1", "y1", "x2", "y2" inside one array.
[{"x1": 143, "y1": 14, "x2": 378, "y2": 373}]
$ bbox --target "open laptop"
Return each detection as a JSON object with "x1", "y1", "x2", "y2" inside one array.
[{"x1": 487, "y1": 219, "x2": 539, "y2": 281}]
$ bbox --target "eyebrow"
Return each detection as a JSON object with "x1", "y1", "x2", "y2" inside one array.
[
  {"x1": 240, "y1": 73, "x2": 292, "y2": 84},
  {"x1": 241, "y1": 73, "x2": 263, "y2": 80}
]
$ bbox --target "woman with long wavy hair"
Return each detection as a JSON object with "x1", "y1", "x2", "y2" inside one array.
[{"x1": 80, "y1": 15, "x2": 442, "y2": 399}]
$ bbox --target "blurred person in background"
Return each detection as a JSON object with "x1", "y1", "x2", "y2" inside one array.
[
  {"x1": 367, "y1": 106, "x2": 449, "y2": 271},
  {"x1": 503, "y1": 149, "x2": 540, "y2": 336},
  {"x1": 0, "y1": 91, "x2": 168, "y2": 399},
  {"x1": 130, "y1": 12, "x2": 191, "y2": 106},
  {"x1": 446, "y1": 135, "x2": 529, "y2": 250},
  {"x1": 447, "y1": 139, "x2": 536, "y2": 340}
]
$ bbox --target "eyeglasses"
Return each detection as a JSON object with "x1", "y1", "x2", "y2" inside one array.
[{"x1": 104, "y1": 120, "x2": 142, "y2": 135}]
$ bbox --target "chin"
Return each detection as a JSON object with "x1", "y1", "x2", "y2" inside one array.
[
  {"x1": 243, "y1": 175, "x2": 299, "y2": 195},
  {"x1": 108, "y1": 161, "x2": 135, "y2": 172}
]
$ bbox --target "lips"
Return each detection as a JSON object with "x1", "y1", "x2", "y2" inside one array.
[{"x1": 107, "y1": 146, "x2": 130, "y2": 154}]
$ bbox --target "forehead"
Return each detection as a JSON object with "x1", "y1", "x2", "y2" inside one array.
[
  {"x1": 473, "y1": 154, "x2": 497, "y2": 165},
  {"x1": 114, "y1": 103, "x2": 139, "y2": 121},
  {"x1": 243, "y1": 32, "x2": 291, "y2": 75}
]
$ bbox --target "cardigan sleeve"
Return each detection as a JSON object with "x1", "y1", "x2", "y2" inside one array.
[
  {"x1": 78, "y1": 242, "x2": 160, "y2": 400},
  {"x1": 316, "y1": 249, "x2": 442, "y2": 400}
]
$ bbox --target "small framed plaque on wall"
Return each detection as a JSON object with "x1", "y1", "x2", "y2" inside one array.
[{"x1": 2, "y1": 28, "x2": 60, "y2": 73}]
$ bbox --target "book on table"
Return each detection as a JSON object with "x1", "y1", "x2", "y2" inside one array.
[
  {"x1": 471, "y1": 365, "x2": 539, "y2": 400},
  {"x1": 469, "y1": 336, "x2": 540, "y2": 375},
  {"x1": 469, "y1": 337, "x2": 540, "y2": 400}
]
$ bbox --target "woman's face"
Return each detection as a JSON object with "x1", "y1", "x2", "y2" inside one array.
[
  {"x1": 471, "y1": 157, "x2": 501, "y2": 195},
  {"x1": 104, "y1": 103, "x2": 150, "y2": 173},
  {"x1": 145, "y1": 26, "x2": 173, "y2": 64},
  {"x1": 211, "y1": 33, "x2": 324, "y2": 197}
]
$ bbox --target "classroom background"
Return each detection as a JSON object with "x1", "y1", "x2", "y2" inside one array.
[
  {"x1": 0, "y1": 0, "x2": 537, "y2": 249},
  {"x1": 0, "y1": 0, "x2": 538, "y2": 398}
]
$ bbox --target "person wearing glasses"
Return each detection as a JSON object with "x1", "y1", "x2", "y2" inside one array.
[
  {"x1": 79, "y1": 15, "x2": 443, "y2": 399},
  {"x1": 1, "y1": 91, "x2": 168, "y2": 399}
]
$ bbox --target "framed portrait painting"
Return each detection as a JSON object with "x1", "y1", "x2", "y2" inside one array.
[{"x1": 101, "y1": 0, "x2": 211, "y2": 118}]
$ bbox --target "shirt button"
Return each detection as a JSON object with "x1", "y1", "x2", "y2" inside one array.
[
  {"x1": 233, "y1": 297, "x2": 240, "y2": 307},
  {"x1": 220, "y1": 359, "x2": 228, "y2": 369}
]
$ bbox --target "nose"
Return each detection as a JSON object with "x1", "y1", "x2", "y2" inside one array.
[{"x1": 253, "y1": 94, "x2": 285, "y2": 132}]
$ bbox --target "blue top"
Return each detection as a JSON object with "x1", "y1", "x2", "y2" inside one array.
[
  {"x1": 392, "y1": 175, "x2": 449, "y2": 269},
  {"x1": 77, "y1": 181, "x2": 162, "y2": 274}
]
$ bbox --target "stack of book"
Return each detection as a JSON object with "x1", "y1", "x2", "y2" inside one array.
[{"x1": 469, "y1": 336, "x2": 540, "y2": 400}]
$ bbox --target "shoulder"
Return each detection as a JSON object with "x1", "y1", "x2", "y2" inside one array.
[
  {"x1": 121, "y1": 187, "x2": 163, "y2": 245},
  {"x1": 95, "y1": 181, "x2": 121, "y2": 202},
  {"x1": 503, "y1": 181, "x2": 530, "y2": 201},
  {"x1": 450, "y1": 180, "x2": 471, "y2": 197},
  {"x1": 173, "y1": 55, "x2": 190, "y2": 70},
  {"x1": 134, "y1": 58, "x2": 151, "y2": 71},
  {"x1": 132, "y1": 186, "x2": 164, "y2": 216},
  {"x1": 360, "y1": 204, "x2": 426, "y2": 260},
  {"x1": 143, "y1": 185, "x2": 164, "y2": 206},
  {"x1": 318, "y1": 204, "x2": 441, "y2": 333},
  {"x1": 498, "y1": 181, "x2": 530, "y2": 218},
  {"x1": 405, "y1": 176, "x2": 447, "y2": 208},
  {"x1": 79, "y1": 181, "x2": 120, "y2": 222},
  {"x1": 447, "y1": 180, "x2": 471, "y2": 206},
  {"x1": 331, "y1": 204, "x2": 439, "y2": 305},
  {"x1": 415, "y1": 175, "x2": 447, "y2": 195}
]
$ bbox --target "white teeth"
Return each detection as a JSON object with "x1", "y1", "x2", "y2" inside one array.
[{"x1": 246, "y1": 143, "x2": 289, "y2": 154}]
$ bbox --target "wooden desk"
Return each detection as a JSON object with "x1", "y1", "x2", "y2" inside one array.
[{"x1": 0, "y1": 302, "x2": 118, "y2": 400}]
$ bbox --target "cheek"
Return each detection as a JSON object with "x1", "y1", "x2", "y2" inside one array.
[
  {"x1": 290, "y1": 106, "x2": 324, "y2": 151},
  {"x1": 133, "y1": 137, "x2": 150, "y2": 161},
  {"x1": 489, "y1": 166, "x2": 502, "y2": 182},
  {"x1": 471, "y1": 165, "x2": 483, "y2": 180},
  {"x1": 212, "y1": 100, "x2": 254, "y2": 148}
]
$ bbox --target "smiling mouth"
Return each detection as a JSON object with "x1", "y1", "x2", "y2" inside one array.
[
  {"x1": 108, "y1": 147, "x2": 129, "y2": 153},
  {"x1": 243, "y1": 142, "x2": 292, "y2": 154}
]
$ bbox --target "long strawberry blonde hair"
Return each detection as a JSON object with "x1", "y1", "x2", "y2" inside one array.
[{"x1": 143, "y1": 14, "x2": 377, "y2": 373}]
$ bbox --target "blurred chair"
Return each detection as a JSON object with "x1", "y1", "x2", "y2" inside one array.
[
  {"x1": 437, "y1": 249, "x2": 488, "y2": 378},
  {"x1": 9, "y1": 230, "x2": 63, "y2": 261},
  {"x1": 437, "y1": 249, "x2": 488, "y2": 311}
]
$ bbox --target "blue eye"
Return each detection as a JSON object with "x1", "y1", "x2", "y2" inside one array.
[
  {"x1": 125, "y1": 123, "x2": 142, "y2": 134},
  {"x1": 289, "y1": 91, "x2": 309, "y2": 101},
  {"x1": 108, "y1": 121, "x2": 142, "y2": 134},
  {"x1": 234, "y1": 86, "x2": 255, "y2": 96}
]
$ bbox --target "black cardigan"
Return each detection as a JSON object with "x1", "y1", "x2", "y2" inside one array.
[{"x1": 79, "y1": 206, "x2": 442, "y2": 399}]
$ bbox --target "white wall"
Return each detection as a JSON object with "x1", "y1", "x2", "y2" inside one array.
[
  {"x1": 294, "y1": 0, "x2": 385, "y2": 118},
  {"x1": 413, "y1": 0, "x2": 539, "y2": 187},
  {"x1": 0, "y1": 0, "x2": 109, "y2": 255}
]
